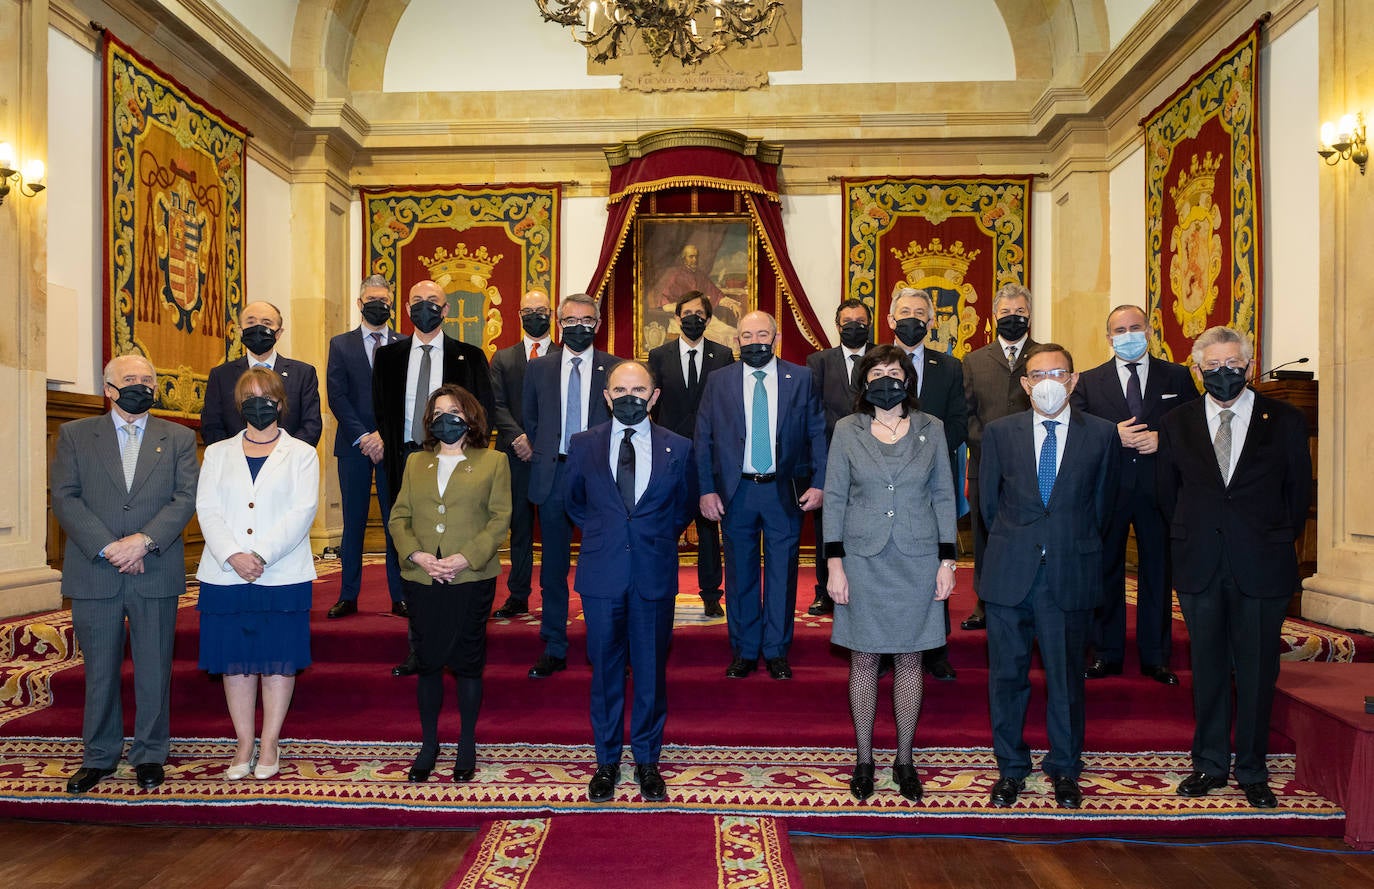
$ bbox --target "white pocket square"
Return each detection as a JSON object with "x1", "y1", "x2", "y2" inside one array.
[{"x1": 1161, "y1": 393, "x2": 1178, "y2": 399}]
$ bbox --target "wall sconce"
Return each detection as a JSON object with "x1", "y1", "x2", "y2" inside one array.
[
  {"x1": 0, "y1": 142, "x2": 46, "y2": 206},
  {"x1": 1317, "y1": 113, "x2": 1368, "y2": 174}
]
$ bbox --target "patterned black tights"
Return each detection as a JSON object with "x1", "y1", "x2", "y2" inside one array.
[{"x1": 848, "y1": 651, "x2": 926, "y2": 765}]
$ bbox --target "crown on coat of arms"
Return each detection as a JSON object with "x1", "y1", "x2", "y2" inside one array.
[
  {"x1": 418, "y1": 244, "x2": 504, "y2": 288},
  {"x1": 1169, "y1": 152, "x2": 1223, "y2": 207},
  {"x1": 890, "y1": 238, "x2": 981, "y2": 283}
]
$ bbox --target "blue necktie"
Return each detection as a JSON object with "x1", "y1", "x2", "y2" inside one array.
[
  {"x1": 750, "y1": 370, "x2": 772, "y2": 473},
  {"x1": 1038, "y1": 419, "x2": 1057, "y2": 506},
  {"x1": 562, "y1": 356, "x2": 583, "y2": 454}
]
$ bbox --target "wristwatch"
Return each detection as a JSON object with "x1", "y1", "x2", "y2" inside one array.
[
  {"x1": 142, "y1": 534, "x2": 159, "y2": 554},
  {"x1": 940, "y1": 560, "x2": 957, "y2": 572}
]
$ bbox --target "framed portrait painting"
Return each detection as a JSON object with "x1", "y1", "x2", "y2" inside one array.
[{"x1": 633, "y1": 214, "x2": 756, "y2": 359}]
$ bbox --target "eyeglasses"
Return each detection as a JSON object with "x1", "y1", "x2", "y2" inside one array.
[
  {"x1": 519, "y1": 309, "x2": 550, "y2": 319},
  {"x1": 1198, "y1": 359, "x2": 1249, "y2": 371},
  {"x1": 1026, "y1": 369, "x2": 1072, "y2": 382},
  {"x1": 560, "y1": 317, "x2": 596, "y2": 328}
]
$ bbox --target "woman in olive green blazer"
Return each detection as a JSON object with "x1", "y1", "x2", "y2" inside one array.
[{"x1": 388, "y1": 384, "x2": 511, "y2": 783}]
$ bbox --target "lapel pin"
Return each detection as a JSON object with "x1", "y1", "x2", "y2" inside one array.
[
  {"x1": 1262, "y1": 413, "x2": 1269, "y2": 420},
  {"x1": 156, "y1": 447, "x2": 163, "y2": 453},
  {"x1": 464, "y1": 464, "x2": 472, "y2": 473},
  {"x1": 784, "y1": 373, "x2": 792, "y2": 379},
  {"x1": 666, "y1": 447, "x2": 673, "y2": 453},
  {"x1": 919, "y1": 435, "x2": 926, "y2": 442}
]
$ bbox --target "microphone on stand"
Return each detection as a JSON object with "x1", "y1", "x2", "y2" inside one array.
[{"x1": 1261, "y1": 356, "x2": 1312, "y2": 380}]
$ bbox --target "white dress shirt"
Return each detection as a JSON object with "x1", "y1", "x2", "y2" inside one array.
[
  {"x1": 609, "y1": 417, "x2": 653, "y2": 503},
  {"x1": 437, "y1": 451, "x2": 468, "y2": 494},
  {"x1": 679, "y1": 337, "x2": 706, "y2": 387},
  {"x1": 1032, "y1": 404, "x2": 1070, "y2": 476},
  {"x1": 560, "y1": 346, "x2": 595, "y2": 452},
  {"x1": 741, "y1": 357, "x2": 779, "y2": 474},
  {"x1": 998, "y1": 335, "x2": 1028, "y2": 366},
  {"x1": 1205, "y1": 387, "x2": 1255, "y2": 485},
  {"x1": 524, "y1": 335, "x2": 551, "y2": 361},
  {"x1": 403, "y1": 334, "x2": 445, "y2": 444},
  {"x1": 1114, "y1": 355, "x2": 1150, "y2": 398}
]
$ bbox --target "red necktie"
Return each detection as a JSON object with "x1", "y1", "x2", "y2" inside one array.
[{"x1": 529, "y1": 342, "x2": 540, "y2": 360}]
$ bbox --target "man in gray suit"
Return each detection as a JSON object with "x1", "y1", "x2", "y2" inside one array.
[{"x1": 50, "y1": 354, "x2": 199, "y2": 793}]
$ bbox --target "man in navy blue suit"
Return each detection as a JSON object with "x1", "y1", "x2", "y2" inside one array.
[
  {"x1": 522, "y1": 292, "x2": 621, "y2": 678},
  {"x1": 566, "y1": 361, "x2": 697, "y2": 803},
  {"x1": 324, "y1": 275, "x2": 406, "y2": 619},
  {"x1": 200, "y1": 301, "x2": 322, "y2": 446},
  {"x1": 695, "y1": 310, "x2": 827, "y2": 681},
  {"x1": 979, "y1": 343, "x2": 1119, "y2": 810},
  {"x1": 1070, "y1": 304, "x2": 1198, "y2": 684}
]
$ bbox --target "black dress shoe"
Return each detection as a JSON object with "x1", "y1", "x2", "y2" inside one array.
[
  {"x1": 702, "y1": 599, "x2": 724, "y2": 618},
  {"x1": 892, "y1": 763, "x2": 923, "y2": 802},
  {"x1": 492, "y1": 598, "x2": 529, "y2": 619},
  {"x1": 807, "y1": 595, "x2": 834, "y2": 616},
  {"x1": 1240, "y1": 781, "x2": 1278, "y2": 808},
  {"x1": 1084, "y1": 659, "x2": 1123, "y2": 679},
  {"x1": 391, "y1": 600, "x2": 410, "y2": 618},
  {"x1": 989, "y1": 775, "x2": 1025, "y2": 807},
  {"x1": 848, "y1": 763, "x2": 875, "y2": 801},
  {"x1": 135, "y1": 763, "x2": 164, "y2": 790},
  {"x1": 392, "y1": 653, "x2": 419, "y2": 677},
  {"x1": 1176, "y1": 770, "x2": 1228, "y2": 797},
  {"x1": 926, "y1": 658, "x2": 957, "y2": 681},
  {"x1": 452, "y1": 766, "x2": 477, "y2": 783},
  {"x1": 587, "y1": 763, "x2": 619, "y2": 802},
  {"x1": 408, "y1": 761, "x2": 434, "y2": 782},
  {"x1": 960, "y1": 612, "x2": 986, "y2": 631},
  {"x1": 634, "y1": 763, "x2": 667, "y2": 801},
  {"x1": 765, "y1": 657, "x2": 793, "y2": 680},
  {"x1": 327, "y1": 599, "x2": 357, "y2": 619},
  {"x1": 1140, "y1": 664, "x2": 1180, "y2": 685},
  {"x1": 66, "y1": 766, "x2": 115, "y2": 794},
  {"x1": 1051, "y1": 774, "x2": 1083, "y2": 808},
  {"x1": 725, "y1": 656, "x2": 757, "y2": 678},
  {"x1": 528, "y1": 654, "x2": 567, "y2": 678}
]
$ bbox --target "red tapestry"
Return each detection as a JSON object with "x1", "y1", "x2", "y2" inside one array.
[{"x1": 1144, "y1": 22, "x2": 1263, "y2": 367}]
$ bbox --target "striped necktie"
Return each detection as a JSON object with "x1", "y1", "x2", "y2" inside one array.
[
  {"x1": 1214, "y1": 409, "x2": 1234, "y2": 483},
  {"x1": 121, "y1": 424, "x2": 140, "y2": 491}
]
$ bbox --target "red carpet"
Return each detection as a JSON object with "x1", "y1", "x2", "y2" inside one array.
[{"x1": 443, "y1": 814, "x2": 801, "y2": 889}]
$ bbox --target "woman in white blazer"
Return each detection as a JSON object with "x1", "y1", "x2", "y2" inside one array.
[{"x1": 196, "y1": 367, "x2": 319, "y2": 781}]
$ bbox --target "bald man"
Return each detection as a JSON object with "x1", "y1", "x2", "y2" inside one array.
[{"x1": 200, "y1": 301, "x2": 323, "y2": 446}]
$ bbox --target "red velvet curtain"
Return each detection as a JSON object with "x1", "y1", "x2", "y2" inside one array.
[{"x1": 586, "y1": 145, "x2": 829, "y2": 361}]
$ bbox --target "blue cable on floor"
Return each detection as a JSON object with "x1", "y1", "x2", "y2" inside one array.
[{"x1": 786, "y1": 832, "x2": 1374, "y2": 854}]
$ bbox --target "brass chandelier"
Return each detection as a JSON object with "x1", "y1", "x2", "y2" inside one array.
[{"x1": 535, "y1": 0, "x2": 784, "y2": 67}]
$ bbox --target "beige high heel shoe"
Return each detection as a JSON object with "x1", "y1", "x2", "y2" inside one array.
[
  {"x1": 225, "y1": 744, "x2": 256, "y2": 781},
  {"x1": 254, "y1": 745, "x2": 282, "y2": 780}
]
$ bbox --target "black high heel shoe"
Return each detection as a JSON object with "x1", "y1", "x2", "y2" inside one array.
[
  {"x1": 893, "y1": 763, "x2": 923, "y2": 801},
  {"x1": 408, "y1": 747, "x2": 438, "y2": 782},
  {"x1": 849, "y1": 762, "x2": 875, "y2": 801},
  {"x1": 452, "y1": 763, "x2": 476, "y2": 783}
]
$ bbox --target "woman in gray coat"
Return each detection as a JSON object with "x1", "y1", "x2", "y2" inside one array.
[{"x1": 824, "y1": 344, "x2": 957, "y2": 802}]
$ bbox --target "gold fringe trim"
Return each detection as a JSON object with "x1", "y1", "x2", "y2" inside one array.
[
  {"x1": 744, "y1": 199, "x2": 826, "y2": 351},
  {"x1": 608, "y1": 177, "x2": 779, "y2": 205},
  {"x1": 591, "y1": 193, "x2": 643, "y2": 301}
]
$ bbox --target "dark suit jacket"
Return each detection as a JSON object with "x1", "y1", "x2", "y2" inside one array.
[
  {"x1": 963, "y1": 338, "x2": 1037, "y2": 477},
  {"x1": 806, "y1": 344, "x2": 871, "y2": 439},
  {"x1": 566, "y1": 422, "x2": 698, "y2": 600},
  {"x1": 522, "y1": 347, "x2": 622, "y2": 505},
  {"x1": 693, "y1": 359, "x2": 828, "y2": 509},
  {"x1": 978, "y1": 409, "x2": 1119, "y2": 610},
  {"x1": 50, "y1": 414, "x2": 199, "y2": 599},
  {"x1": 1156, "y1": 391, "x2": 1311, "y2": 599},
  {"x1": 1070, "y1": 354, "x2": 1198, "y2": 495},
  {"x1": 326, "y1": 327, "x2": 402, "y2": 458},
  {"x1": 647, "y1": 337, "x2": 734, "y2": 438},
  {"x1": 200, "y1": 355, "x2": 322, "y2": 447},
  {"x1": 914, "y1": 347, "x2": 969, "y2": 464},
  {"x1": 490, "y1": 341, "x2": 538, "y2": 453},
  {"x1": 372, "y1": 334, "x2": 495, "y2": 502}
]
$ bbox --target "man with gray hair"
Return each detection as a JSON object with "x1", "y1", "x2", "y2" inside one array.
[
  {"x1": 960, "y1": 283, "x2": 1037, "y2": 630},
  {"x1": 325, "y1": 276, "x2": 406, "y2": 619},
  {"x1": 1157, "y1": 325, "x2": 1310, "y2": 809},
  {"x1": 51, "y1": 354, "x2": 199, "y2": 794}
]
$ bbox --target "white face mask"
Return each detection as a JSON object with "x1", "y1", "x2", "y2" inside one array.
[{"x1": 1030, "y1": 379, "x2": 1069, "y2": 416}]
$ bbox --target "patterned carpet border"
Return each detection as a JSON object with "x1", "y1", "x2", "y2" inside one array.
[{"x1": 0, "y1": 738, "x2": 1343, "y2": 835}]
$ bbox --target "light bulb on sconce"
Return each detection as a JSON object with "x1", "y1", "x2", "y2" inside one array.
[
  {"x1": 0, "y1": 141, "x2": 47, "y2": 205},
  {"x1": 1318, "y1": 112, "x2": 1369, "y2": 174}
]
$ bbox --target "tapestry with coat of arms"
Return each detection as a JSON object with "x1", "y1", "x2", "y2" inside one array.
[
  {"x1": 841, "y1": 176, "x2": 1033, "y2": 359},
  {"x1": 1143, "y1": 22, "x2": 1263, "y2": 368},
  {"x1": 102, "y1": 33, "x2": 248, "y2": 419},
  {"x1": 360, "y1": 185, "x2": 561, "y2": 355}
]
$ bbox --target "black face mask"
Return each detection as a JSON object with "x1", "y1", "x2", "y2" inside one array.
[
  {"x1": 240, "y1": 396, "x2": 280, "y2": 431},
  {"x1": 360, "y1": 300, "x2": 392, "y2": 327},
  {"x1": 739, "y1": 342, "x2": 773, "y2": 368},
  {"x1": 111, "y1": 383, "x2": 155, "y2": 415},
  {"x1": 1201, "y1": 366, "x2": 1248, "y2": 402},
  {"x1": 561, "y1": 324, "x2": 595, "y2": 353},
  {"x1": 409, "y1": 300, "x2": 446, "y2": 334},
  {"x1": 521, "y1": 312, "x2": 551, "y2": 339},
  {"x1": 893, "y1": 318, "x2": 928, "y2": 348},
  {"x1": 839, "y1": 322, "x2": 870, "y2": 350},
  {"x1": 996, "y1": 314, "x2": 1030, "y2": 342},
  {"x1": 240, "y1": 324, "x2": 278, "y2": 357},
  {"x1": 679, "y1": 314, "x2": 708, "y2": 342},
  {"x1": 610, "y1": 394, "x2": 650, "y2": 425},
  {"x1": 864, "y1": 377, "x2": 908, "y2": 411},
  {"x1": 429, "y1": 413, "x2": 469, "y2": 445}
]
